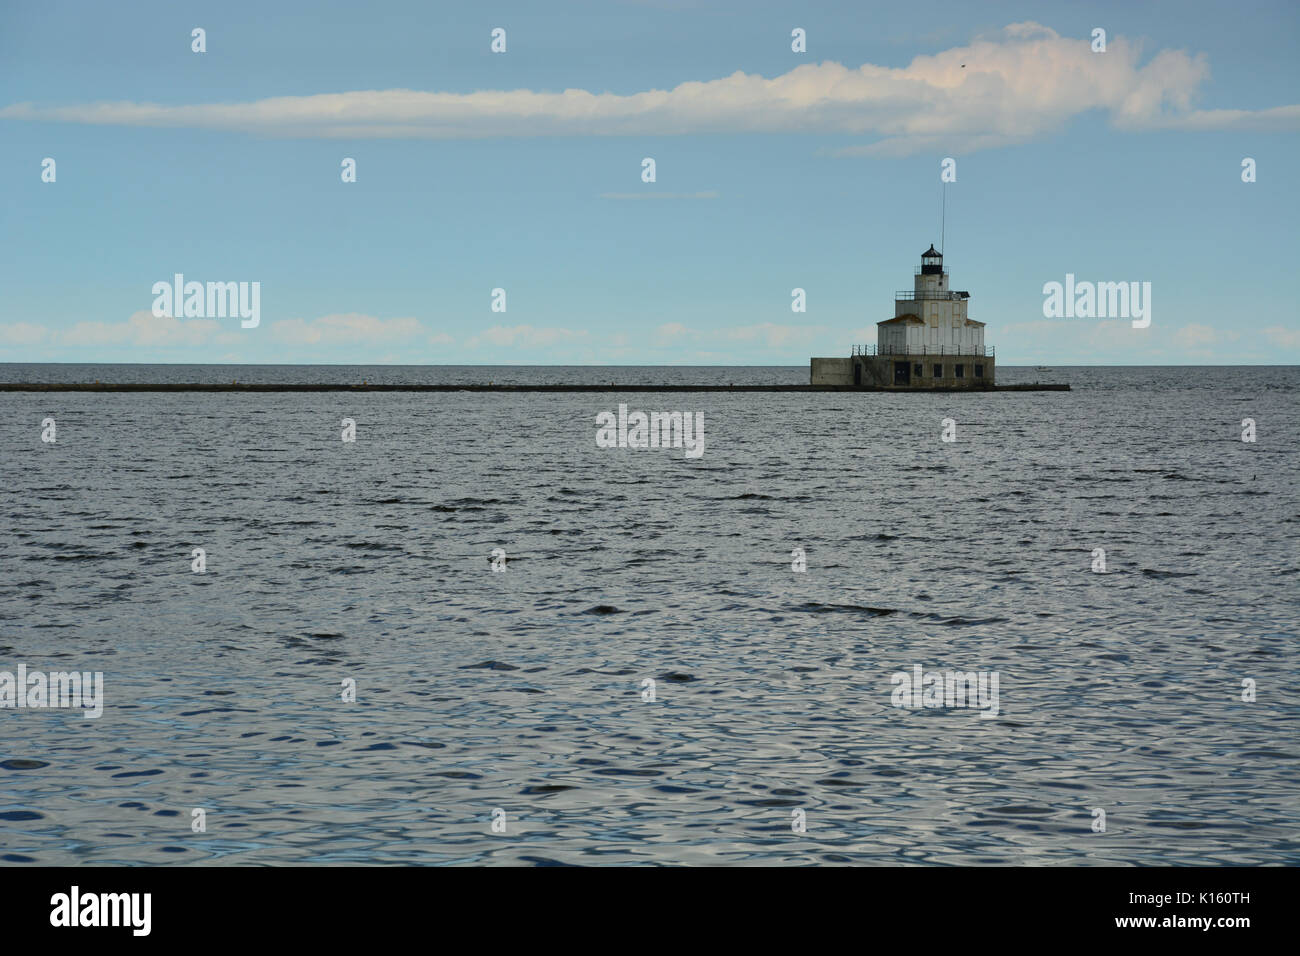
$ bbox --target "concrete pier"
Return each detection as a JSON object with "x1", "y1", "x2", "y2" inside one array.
[{"x1": 0, "y1": 382, "x2": 1070, "y2": 393}]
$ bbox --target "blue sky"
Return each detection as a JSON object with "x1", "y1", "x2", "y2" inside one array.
[{"x1": 1, "y1": 0, "x2": 1297, "y2": 365}]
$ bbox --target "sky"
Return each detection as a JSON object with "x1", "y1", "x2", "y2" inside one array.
[{"x1": 1, "y1": 0, "x2": 1297, "y2": 366}]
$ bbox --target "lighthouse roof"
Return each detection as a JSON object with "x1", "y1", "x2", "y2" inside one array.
[{"x1": 923, "y1": 245, "x2": 942, "y2": 258}]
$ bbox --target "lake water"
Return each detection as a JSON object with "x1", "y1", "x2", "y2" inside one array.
[{"x1": 1, "y1": 364, "x2": 1297, "y2": 865}]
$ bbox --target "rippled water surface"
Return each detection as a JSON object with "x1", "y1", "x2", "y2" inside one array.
[{"x1": 1, "y1": 365, "x2": 1298, "y2": 865}]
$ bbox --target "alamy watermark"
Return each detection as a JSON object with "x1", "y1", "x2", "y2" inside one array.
[
  {"x1": 1042, "y1": 274, "x2": 1150, "y2": 328},
  {"x1": 595, "y1": 403, "x2": 704, "y2": 458},
  {"x1": 890, "y1": 663, "x2": 999, "y2": 719},
  {"x1": 151, "y1": 273, "x2": 260, "y2": 328},
  {"x1": 1, "y1": 664, "x2": 103, "y2": 719},
  {"x1": 50, "y1": 886, "x2": 150, "y2": 936}
]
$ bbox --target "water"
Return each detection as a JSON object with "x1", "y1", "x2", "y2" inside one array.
[{"x1": 1, "y1": 365, "x2": 1297, "y2": 865}]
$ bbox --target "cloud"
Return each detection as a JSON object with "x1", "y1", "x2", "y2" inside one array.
[
  {"x1": 1172, "y1": 323, "x2": 1226, "y2": 348},
  {"x1": 643, "y1": 321, "x2": 825, "y2": 351},
  {"x1": 58, "y1": 311, "x2": 241, "y2": 349},
  {"x1": 1261, "y1": 325, "x2": 1300, "y2": 349},
  {"x1": 999, "y1": 317, "x2": 1150, "y2": 351},
  {"x1": 1, "y1": 312, "x2": 426, "y2": 354},
  {"x1": 599, "y1": 192, "x2": 720, "y2": 200},
  {"x1": 1148, "y1": 104, "x2": 1300, "y2": 131},
  {"x1": 723, "y1": 323, "x2": 823, "y2": 349},
  {"x1": 988, "y1": 316, "x2": 1295, "y2": 363},
  {"x1": 269, "y1": 312, "x2": 422, "y2": 346},
  {"x1": 4, "y1": 24, "x2": 1291, "y2": 155},
  {"x1": 655, "y1": 322, "x2": 691, "y2": 340},
  {"x1": 0, "y1": 322, "x2": 50, "y2": 346},
  {"x1": 465, "y1": 325, "x2": 588, "y2": 348}
]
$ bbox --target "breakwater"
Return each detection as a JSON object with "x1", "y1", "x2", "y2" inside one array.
[{"x1": 0, "y1": 382, "x2": 1070, "y2": 393}]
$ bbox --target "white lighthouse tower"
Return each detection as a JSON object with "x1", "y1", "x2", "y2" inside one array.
[
  {"x1": 877, "y1": 246, "x2": 985, "y2": 360},
  {"x1": 809, "y1": 245, "x2": 995, "y2": 388}
]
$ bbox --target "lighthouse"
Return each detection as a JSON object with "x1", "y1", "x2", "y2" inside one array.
[{"x1": 810, "y1": 245, "x2": 995, "y2": 388}]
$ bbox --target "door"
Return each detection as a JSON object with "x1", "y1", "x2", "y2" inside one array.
[
  {"x1": 853, "y1": 362, "x2": 862, "y2": 386},
  {"x1": 893, "y1": 361, "x2": 911, "y2": 385}
]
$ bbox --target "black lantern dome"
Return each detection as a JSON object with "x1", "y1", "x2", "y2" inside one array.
[{"x1": 921, "y1": 245, "x2": 944, "y2": 275}]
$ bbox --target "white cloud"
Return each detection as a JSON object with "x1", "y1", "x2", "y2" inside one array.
[
  {"x1": 723, "y1": 323, "x2": 823, "y2": 349},
  {"x1": 1000, "y1": 317, "x2": 1149, "y2": 352},
  {"x1": 1172, "y1": 323, "x2": 1224, "y2": 348},
  {"x1": 641, "y1": 321, "x2": 825, "y2": 351},
  {"x1": 4, "y1": 24, "x2": 1291, "y2": 155},
  {"x1": 465, "y1": 325, "x2": 588, "y2": 349},
  {"x1": 1147, "y1": 104, "x2": 1300, "y2": 131},
  {"x1": 2, "y1": 312, "x2": 426, "y2": 354},
  {"x1": 1261, "y1": 325, "x2": 1300, "y2": 349},
  {"x1": 0, "y1": 322, "x2": 50, "y2": 346},
  {"x1": 599, "y1": 192, "x2": 720, "y2": 200},
  {"x1": 654, "y1": 322, "x2": 691, "y2": 342},
  {"x1": 269, "y1": 313, "x2": 422, "y2": 346},
  {"x1": 59, "y1": 311, "x2": 241, "y2": 349},
  {"x1": 988, "y1": 316, "x2": 1291, "y2": 363}
]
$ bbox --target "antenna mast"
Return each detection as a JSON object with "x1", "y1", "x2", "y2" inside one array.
[{"x1": 941, "y1": 181, "x2": 946, "y2": 256}]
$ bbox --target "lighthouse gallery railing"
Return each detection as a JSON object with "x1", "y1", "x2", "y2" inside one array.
[
  {"x1": 894, "y1": 290, "x2": 970, "y2": 301},
  {"x1": 852, "y1": 345, "x2": 995, "y2": 357}
]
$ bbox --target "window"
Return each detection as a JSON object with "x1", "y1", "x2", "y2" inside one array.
[
  {"x1": 955, "y1": 364, "x2": 965, "y2": 378},
  {"x1": 914, "y1": 363, "x2": 923, "y2": 377},
  {"x1": 933, "y1": 364, "x2": 943, "y2": 378},
  {"x1": 975, "y1": 364, "x2": 984, "y2": 378}
]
